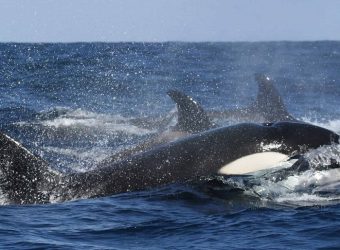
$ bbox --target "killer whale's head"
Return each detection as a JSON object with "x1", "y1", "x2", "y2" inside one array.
[
  {"x1": 273, "y1": 121, "x2": 339, "y2": 152},
  {"x1": 216, "y1": 121, "x2": 339, "y2": 175}
]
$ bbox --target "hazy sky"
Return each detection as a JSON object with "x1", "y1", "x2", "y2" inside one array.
[{"x1": 1, "y1": 0, "x2": 340, "y2": 42}]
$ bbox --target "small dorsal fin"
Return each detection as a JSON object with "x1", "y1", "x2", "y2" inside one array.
[
  {"x1": 167, "y1": 90, "x2": 214, "y2": 133},
  {"x1": 254, "y1": 74, "x2": 296, "y2": 122}
]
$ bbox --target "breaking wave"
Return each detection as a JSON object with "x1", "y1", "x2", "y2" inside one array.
[{"x1": 36, "y1": 107, "x2": 155, "y2": 136}]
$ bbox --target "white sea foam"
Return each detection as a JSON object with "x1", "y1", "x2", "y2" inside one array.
[
  {"x1": 0, "y1": 192, "x2": 9, "y2": 205},
  {"x1": 38, "y1": 108, "x2": 154, "y2": 136},
  {"x1": 274, "y1": 193, "x2": 332, "y2": 205},
  {"x1": 249, "y1": 144, "x2": 340, "y2": 206}
]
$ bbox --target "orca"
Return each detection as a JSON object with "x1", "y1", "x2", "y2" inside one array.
[
  {"x1": 207, "y1": 74, "x2": 296, "y2": 123},
  {"x1": 0, "y1": 121, "x2": 338, "y2": 204}
]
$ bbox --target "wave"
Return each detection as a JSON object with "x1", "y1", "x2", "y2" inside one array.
[{"x1": 35, "y1": 107, "x2": 154, "y2": 136}]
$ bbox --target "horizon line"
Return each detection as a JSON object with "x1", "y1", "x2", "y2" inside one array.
[{"x1": 1, "y1": 39, "x2": 340, "y2": 44}]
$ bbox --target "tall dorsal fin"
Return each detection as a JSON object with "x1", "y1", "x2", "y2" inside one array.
[
  {"x1": 167, "y1": 90, "x2": 214, "y2": 133},
  {"x1": 254, "y1": 74, "x2": 296, "y2": 122}
]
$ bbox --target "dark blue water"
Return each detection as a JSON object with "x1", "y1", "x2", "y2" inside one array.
[{"x1": 1, "y1": 42, "x2": 340, "y2": 249}]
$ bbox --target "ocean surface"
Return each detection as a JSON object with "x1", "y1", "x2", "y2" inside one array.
[{"x1": 0, "y1": 42, "x2": 340, "y2": 249}]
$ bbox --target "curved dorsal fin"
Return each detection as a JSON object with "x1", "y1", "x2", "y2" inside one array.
[
  {"x1": 254, "y1": 74, "x2": 296, "y2": 122},
  {"x1": 167, "y1": 90, "x2": 214, "y2": 133}
]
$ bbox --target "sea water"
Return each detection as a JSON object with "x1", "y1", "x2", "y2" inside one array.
[{"x1": 0, "y1": 42, "x2": 340, "y2": 249}]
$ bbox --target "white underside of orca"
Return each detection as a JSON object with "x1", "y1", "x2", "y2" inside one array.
[{"x1": 218, "y1": 152, "x2": 289, "y2": 175}]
